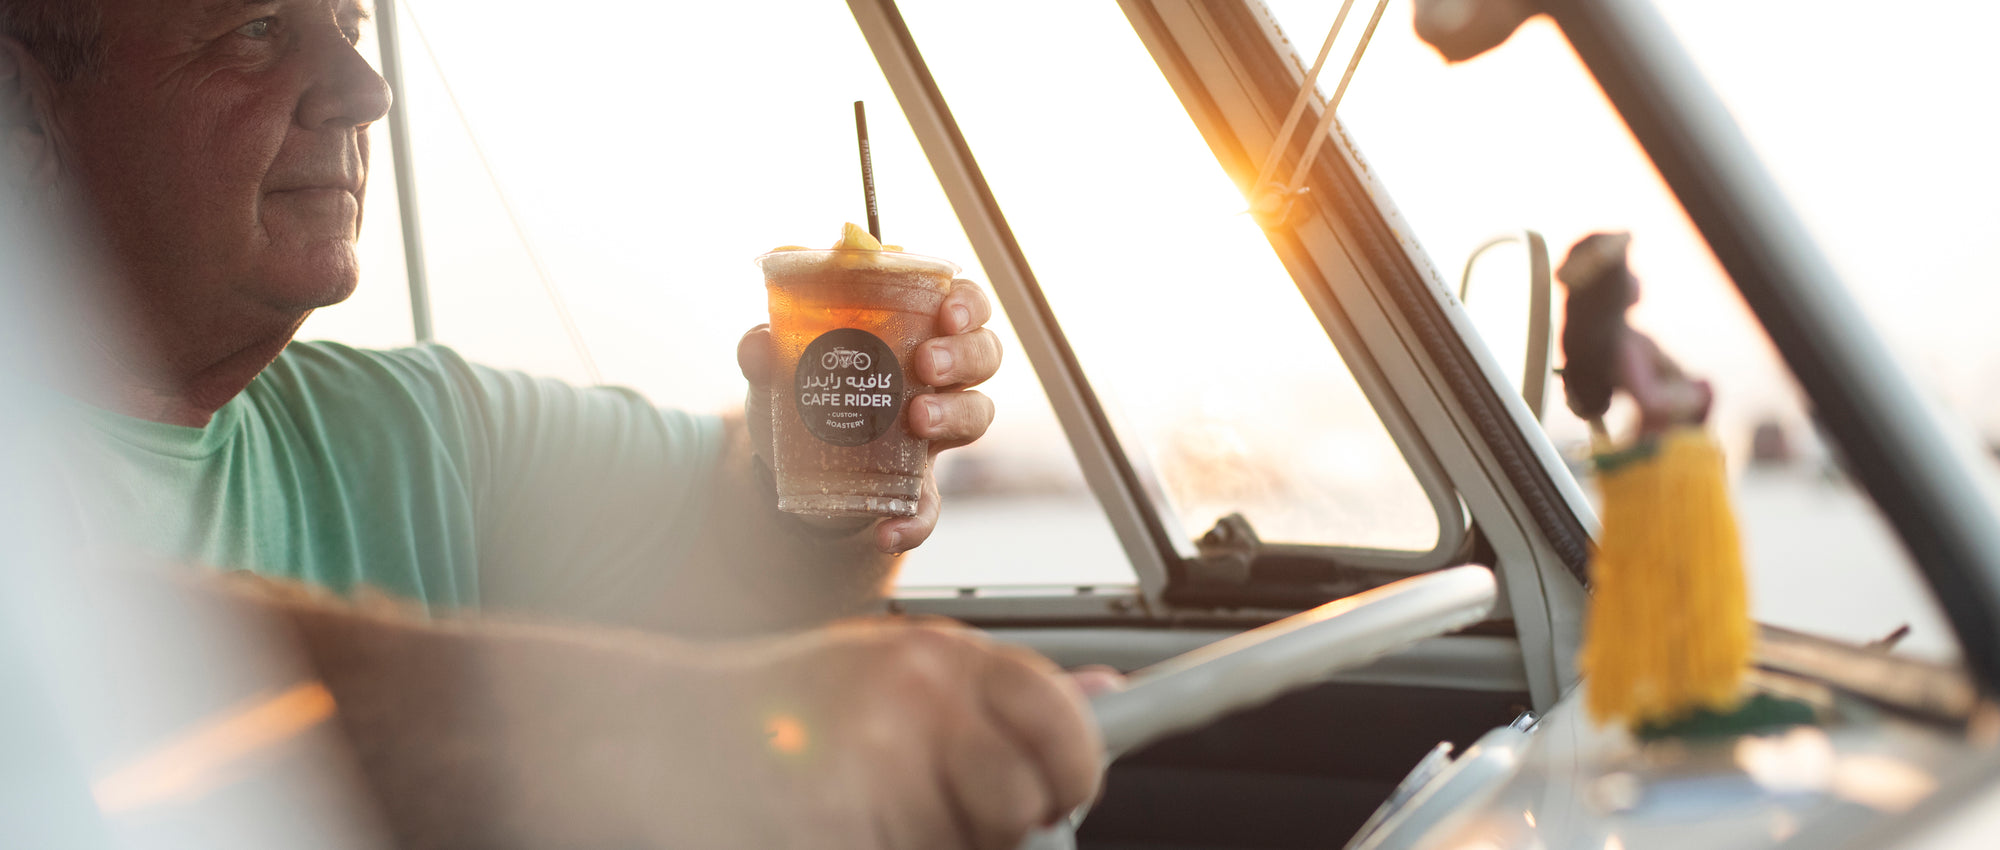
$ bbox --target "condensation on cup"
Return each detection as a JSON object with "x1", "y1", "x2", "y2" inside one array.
[{"x1": 758, "y1": 248, "x2": 958, "y2": 518}]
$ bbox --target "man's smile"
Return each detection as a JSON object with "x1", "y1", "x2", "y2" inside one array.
[
  {"x1": 265, "y1": 185, "x2": 358, "y2": 206},
  {"x1": 264, "y1": 169, "x2": 364, "y2": 196},
  {"x1": 261, "y1": 187, "x2": 361, "y2": 242}
]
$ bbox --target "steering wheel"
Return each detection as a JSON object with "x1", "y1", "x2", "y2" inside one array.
[{"x1": 1018, "y1": 565, "x2": 1500, "y2": 850}]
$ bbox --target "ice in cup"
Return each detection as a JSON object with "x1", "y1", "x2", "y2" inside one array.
[{"x1": 758, "y1": 224, "x2": 959, "y2": 517}]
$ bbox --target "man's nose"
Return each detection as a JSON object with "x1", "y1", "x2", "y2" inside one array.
[{"x1": 297, "y1": 35, "x2": 393, "y2": 131}]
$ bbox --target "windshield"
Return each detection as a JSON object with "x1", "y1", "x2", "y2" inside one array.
[
  {"x1": 313, "y1": 0, "x2": 1463, "y2": 586},
  {"x1": 307, "y1": 0, "x2": 1136, "y2": 590},
  {"x1": 1263, "y1": 0, "x2": 1992, "y2": 658},
  {"x1": 895, "y1": 0, "x2": 1450, "y2": 555}
]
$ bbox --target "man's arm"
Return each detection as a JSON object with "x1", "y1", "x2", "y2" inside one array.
[
  {"x1": 230, "y1": 577, "x2": 725, "y2": 849},
  {"x1": 166, "y1": 572, "x2": 1099, "y2": 849},
  {"x1": 645, "y1": 410, "x2": 902, "y2": 637}
]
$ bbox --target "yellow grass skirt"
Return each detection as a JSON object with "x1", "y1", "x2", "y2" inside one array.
[{"x1": 1580, "y1": 428, "x2": 1753, "y2": 728}]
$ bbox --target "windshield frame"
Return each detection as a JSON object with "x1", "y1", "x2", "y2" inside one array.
[
  {"x1": 852, "y1": 0, "x2": 1484, "y2": 615},
  {"x1": 1116, "y1": 0, "x2": 1604, "y2": 707}
]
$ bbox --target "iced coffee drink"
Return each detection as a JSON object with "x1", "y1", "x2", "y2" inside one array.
[{"x1": 758, "y1": 224, "x2": 959, "y2": 517}]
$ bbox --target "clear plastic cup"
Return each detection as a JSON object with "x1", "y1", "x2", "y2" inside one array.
[{"x1": 757, "y1": 249, "x2": 959, "y2": 517}]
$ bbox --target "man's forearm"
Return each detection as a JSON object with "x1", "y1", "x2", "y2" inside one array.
[
  {"x1": 97, "y1": 569, "x2": 1104, "y2": 850},
  {"x1": 655, "y1": 413, "x2": 901, "y2": 638},
  {"x1": 195, "y1": 576, "x2": 739, "y2": 849}
]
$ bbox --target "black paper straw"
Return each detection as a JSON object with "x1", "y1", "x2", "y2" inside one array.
[{"x1": 855, "y1": 100, "x2": 881, "y2": 241}]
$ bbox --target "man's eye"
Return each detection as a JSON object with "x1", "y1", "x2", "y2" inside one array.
[
  {"x1": 342, "y1": 26, "x2": 362, "y2": 46},
  {"x1": 237, "y1": 18, "x2": 275, "y2": 38}
]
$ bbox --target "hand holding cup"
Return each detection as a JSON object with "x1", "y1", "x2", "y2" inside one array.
[{"x1": 739, "y1": 234, "x2": 1000, "y2": 554}]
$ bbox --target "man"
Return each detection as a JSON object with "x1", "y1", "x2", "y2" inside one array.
[{"x1": 0, "y1": 0, "x2": 1107, "y2": 847}]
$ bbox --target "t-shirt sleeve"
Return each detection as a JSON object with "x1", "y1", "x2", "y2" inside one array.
[{"x1": 408, "y1": 345, "x2": 728, "y2": 622}]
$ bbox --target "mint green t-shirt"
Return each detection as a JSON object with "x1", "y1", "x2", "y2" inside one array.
[{"x1": 64, "y1": 341, "x2": 727, "y2": 618}]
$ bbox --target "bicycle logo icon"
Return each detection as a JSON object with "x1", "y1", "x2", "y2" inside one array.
[{"x1": 821, "y1": 347, "x2": 873, "y2": 371}]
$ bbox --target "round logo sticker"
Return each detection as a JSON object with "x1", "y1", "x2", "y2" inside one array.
[{"x1": 795, "y1": 328, "x2": 904, "y2": 446}]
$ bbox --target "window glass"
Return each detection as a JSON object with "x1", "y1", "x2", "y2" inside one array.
[
  {"x1": 1264, "y1": 0, "x2": 1971, "y2": 658},
  {"x1": 310, "y1": 0, "x2": 1130, "y2": 589},
  {"x1": 897, "y1": 0, "x2": 1444, "y2": 553}
]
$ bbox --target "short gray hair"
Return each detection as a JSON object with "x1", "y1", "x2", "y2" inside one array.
[{"x1": 0, "y1": 0, "x2": 102, "y2": 81}]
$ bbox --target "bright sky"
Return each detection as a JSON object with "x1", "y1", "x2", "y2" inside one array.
[
  {"x1": 311, "y1": 0, "x2": 2000, "y2": 452},
  {"x1": 302, "y1": 0, "x2": 1997, "y2": 640},
  {"x1": 312, "y1": 0, "x2": 2000, "y2": 448},
  {"x1": 1264, "y1": 0, "x2": 2000, "y2": 455}
]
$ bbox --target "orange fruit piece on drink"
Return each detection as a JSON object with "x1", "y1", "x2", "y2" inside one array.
[{"x1": 835, "y1": 222, "x2": 883, "y2": 252}]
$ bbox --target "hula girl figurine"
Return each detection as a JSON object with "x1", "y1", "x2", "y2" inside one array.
[
  {"x1": 1558, "y1": 232, "x2": 1755, "y2": 730},
  {"x1": 1558, "y1": 232, "x2": 1713, "y2": 440}
]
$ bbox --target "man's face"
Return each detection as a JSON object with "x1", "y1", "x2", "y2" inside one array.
[{"x1": 50, "y1": 0, "x2": 388, "y2": 334}]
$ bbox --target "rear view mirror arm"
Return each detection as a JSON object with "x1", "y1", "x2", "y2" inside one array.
[{"x1": 1457, "y1": 230, "x2": 1553, "y2": 422}]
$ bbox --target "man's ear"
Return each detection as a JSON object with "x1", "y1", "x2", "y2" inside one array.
[{"x1": 0, "y1": 36, "x2": 63, "y2": 190}]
